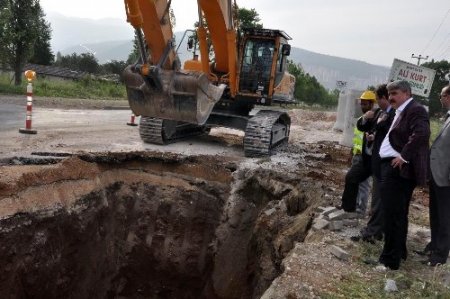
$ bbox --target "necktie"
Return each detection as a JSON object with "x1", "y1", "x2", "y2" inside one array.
[{"x1": 391, "y1": 110, "x2": 402, "y2": 131}]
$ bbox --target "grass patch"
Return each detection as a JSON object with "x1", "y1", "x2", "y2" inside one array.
[
  {"x1": 322, "y1": 240, "x2": 450, "y2": 299},
  {"x1": 430, "y1": 118, "x2": 443, "y2": 144},
  {"x1": 0, "y1": 74, "x2": 126, "y2": 100}
]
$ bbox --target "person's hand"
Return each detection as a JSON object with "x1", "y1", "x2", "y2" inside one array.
[
  {"x1": 391, "y1": 157, "x2": 405, "y2": 169},
  {"x1": 365, "y1": 133, "x2": 374, "y2": 142},
  {"x1": 377, "y1": 113, "x2": 387, "y2": 124},
  {"x1": 363, "y1": 110, "x2": 375, "y2": 120}
]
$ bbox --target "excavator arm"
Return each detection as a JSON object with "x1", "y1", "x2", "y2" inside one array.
[
  {"x1": 124, "y1": 0, "x2": 177, "y2": 69},
  {"x1": 196, "y1": 0, "x2": 237, "y2": 96},
  {"x1": 122, "y1": 0, "x2": 227, "y2": 125}
]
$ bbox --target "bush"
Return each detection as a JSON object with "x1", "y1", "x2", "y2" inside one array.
[{"x1": 0, "y1": 74, "x2": 126, "y2": 100}]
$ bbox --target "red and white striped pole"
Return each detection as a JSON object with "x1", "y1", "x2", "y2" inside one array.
[
  {"x1": 127, "y1": 113, "x2": 138, "y2": 126},
  {"x1": 19, "y1": 70, "x2": 37, "y2": 134}
]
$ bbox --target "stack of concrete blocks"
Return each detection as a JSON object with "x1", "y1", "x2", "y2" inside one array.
[
  {"x1": 333, "y1": 89, "x2": 363, "y2": 147},
  {"x1": 312, "y1": 206, "x2": 360, "y2": 232}
]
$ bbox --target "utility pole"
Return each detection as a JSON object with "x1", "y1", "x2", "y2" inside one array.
[{"x1": 411, "y1": 54, "x2": 429, "y2": 65}]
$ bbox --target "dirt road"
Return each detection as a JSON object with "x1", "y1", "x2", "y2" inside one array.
[
  {"x1": 0, "y1": 95, "x2": 250, "y2": 160},
  {"x1": 0, "y1": 95, "x2": 340, "y2": 161}
]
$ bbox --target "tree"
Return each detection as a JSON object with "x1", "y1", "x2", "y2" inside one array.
[
  {"x1": 0, "y1": 0, "x2": 49, "y2": 85},
  {"x1": 28, "y1": 9, "x2": 54, "y2": 65},
  {"x1": 78, "y1": 53, "x2": 99, "y2": 74},
  {"x1": 287, "y1": 60, "x2": 338, "y2": 107},
  {"x1": 422, "y1": 59, "x2": 450, "y2": 116},
  {"x1": 189, "y1": 5, "x2": 264, "y2": 57},
  {"x1": 54, "y1": 53, "x2": 99, "y2": 74},
  {"x1": 127, "y1": 35, "x2": 140, "y2": 64},
  {"x1": 236, "y1": 7, "x2": 263, "y2": 30},
  {"x1": 102, "y1": 60, "x2": 127, "y2": 75}
]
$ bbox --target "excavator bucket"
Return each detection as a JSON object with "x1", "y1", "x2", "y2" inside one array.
[{"x1": 123, "y1": 66, "x2": 226, "y2": 125}]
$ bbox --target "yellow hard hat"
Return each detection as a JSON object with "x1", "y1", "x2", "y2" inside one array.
[{"x1": 359, "y1": 90, "x2": 376, "y2": 102}]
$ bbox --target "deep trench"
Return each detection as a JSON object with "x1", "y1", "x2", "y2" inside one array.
[{"x1": 0, "y1": 153, "x2": 322, "y2": 299}]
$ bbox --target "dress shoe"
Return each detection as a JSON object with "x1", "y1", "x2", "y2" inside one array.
[
  {"x1": 351, "y1": 233, "x2": 382, "y2": 244},
  {"x1": 350, "y1": 235, "x2": 375, "y2": 244},
  {"x1": 350, "y1": 235, "x2": 361, "y2": 242},
  {"x1": 414, "y1": 249, "x2": 431, "y2": 256},
  {"x1": 363, "y1": 258, "x2": 378, "y2": 265},
  {"x1": 421, "y1": 260, "x2": 443, "y2": 267},
  {"x1": 362, "y1": 234, "x2": 383, "y2": 243},
  {"x1": 414, "y1": 243, "x2": 432, "y2": 256},
  {"x1": 384, "y1": 263, "x2": 400, "y2": 270}
]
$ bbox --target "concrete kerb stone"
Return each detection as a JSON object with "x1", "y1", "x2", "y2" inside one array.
[
  {"x1": 312, "y1": 206, "x2": 365, "y2": 234},
  {"x1": 312, "y1": 218, "x2": 329, "y2": 231},
  {"x1": 384, "y1": 279, "x2": 398, "y2": 292},
  {"x1": 329, "y1": 220, "x2": 344, "y2": 231},
  {"x1": 330, "y1": 245, "x2": 350, "y2": 261},
  {"x1": 327, "y1": 209, "x2": 347, "y2": 221},
  {"x1": 264, "y1": 208, "x2": 277, "y2": 216},
  {"x1": 345, "y1": 212, "x2": 362, "y2": 220},
  {"x1": 316, "y1": 206, "x2": 327, "y2": 213},
  {"x1": 321, "y1": 207, "x2": 338, "y2": 217},
  {"x1": 343, "y1": 219, "x2": 359, "y2": 227}
]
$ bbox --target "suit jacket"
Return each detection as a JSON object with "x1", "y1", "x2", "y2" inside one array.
[
  {"x1": 371, "y1": 108, "x2": 396, "y2": 179},
  {"x1": 389, "y1": 100, "x2": 430, "y2": 186},
  {"x1": 430, "y1": 113, "x2": 450, "y2": 187}
]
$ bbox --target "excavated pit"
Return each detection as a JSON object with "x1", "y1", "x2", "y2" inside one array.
[{"x1": 0, "y1": 151, "x2": 326, "y2": 299}]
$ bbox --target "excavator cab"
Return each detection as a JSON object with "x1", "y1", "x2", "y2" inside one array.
[
  {"x1": 239, "y1": 40, "x2": 275, "y2": 95},
  {"x1": 237, "y1": 28, "x2": 293, "y2": 104}
]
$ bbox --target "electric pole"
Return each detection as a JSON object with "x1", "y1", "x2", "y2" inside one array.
[{"x1": 411, "y1": 54, "x2": 429, "y2": 65}]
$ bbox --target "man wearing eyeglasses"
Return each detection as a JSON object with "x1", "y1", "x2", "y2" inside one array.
[{"x1": 425, "y1": 85, "x2": 450, "y2": 266}]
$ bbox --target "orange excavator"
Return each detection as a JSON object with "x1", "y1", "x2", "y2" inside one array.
[{"x1": 123, "y1": 0, "x2": 295, "y2": 157}]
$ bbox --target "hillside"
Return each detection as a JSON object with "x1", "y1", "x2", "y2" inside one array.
[{"x1": 48, "y1": 13, "x2": 389, "y2": 90}]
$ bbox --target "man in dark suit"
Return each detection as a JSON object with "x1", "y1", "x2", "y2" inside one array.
[
  {"x1": 378, "y1": 80, "x2": 430, "y2": 270},
  {"x1": 356, "y1": 84, "x2": 395, "y2": 242},
  {"x1": 425, "y1": 84, "x2": 450, "y2": 266}
]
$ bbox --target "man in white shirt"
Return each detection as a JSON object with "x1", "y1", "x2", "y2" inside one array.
[{"x1": 377, "y1": 80, "x2": 430, "y2": 270}]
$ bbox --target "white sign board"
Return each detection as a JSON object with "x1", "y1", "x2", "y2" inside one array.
[{"x1": 388, "y1": 58, "x2": 436, "y2": 97}]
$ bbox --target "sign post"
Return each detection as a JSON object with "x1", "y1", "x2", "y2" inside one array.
[
  {"x1": 19, "y1": 70, "x2": 37, "y2": 134},
  {"x1": 388, "y1": 58, "x2": 436, "y2": 97}
]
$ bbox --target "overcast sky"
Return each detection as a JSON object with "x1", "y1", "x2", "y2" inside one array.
[{"x1": 40, "y1": 0, "x2": 450, "y2": 67}]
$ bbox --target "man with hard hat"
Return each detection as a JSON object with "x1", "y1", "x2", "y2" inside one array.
[
  {"x1": 353, "y1": 84, "x2": 396, "y2": 243},
  {"x1": 340, "y1": 90, "x2": 381, "y2": 213}
]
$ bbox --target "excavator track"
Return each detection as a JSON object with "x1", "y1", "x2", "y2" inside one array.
[
  {"x1": 243, "y1": 110, "x2": 290, "y2": 157},
  {"x1": 139, "y1": 116, "x2": 209, "y2": 145}
]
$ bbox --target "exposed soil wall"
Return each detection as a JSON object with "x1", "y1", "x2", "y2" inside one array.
[{"x1": 0, "y1": 151, "x2": 324, "y2": 298}]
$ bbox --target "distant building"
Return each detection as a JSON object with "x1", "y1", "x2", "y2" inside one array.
[
  {"x1": 1, "y1": 64, "x2": 88, "y2": 81},
  {"x1": 23, "y1": 63, "x2": 88, "y2": 81}
]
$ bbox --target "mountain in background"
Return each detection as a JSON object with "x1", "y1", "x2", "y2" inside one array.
[
  {"x1": 47, "y1": 13, "x2": 389, "y2": 90},
  {"x1": 290, "y1": 48, "x2": 389, "y2": 89},
  {"x1": 47, "y1": 13, "x2": 134, "y2": 51}
]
